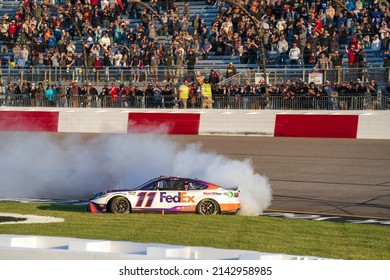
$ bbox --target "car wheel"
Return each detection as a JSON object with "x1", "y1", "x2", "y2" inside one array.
[
  {"x1": 109, "y1": 196, "x2": 131, "y2": 214},
  {"x1": 197, "y1": 199, "x2": 219, "y2": 215}
]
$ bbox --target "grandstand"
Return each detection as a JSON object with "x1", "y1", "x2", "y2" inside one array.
[{"x1": 0, "y1": 0, "x2": 389, "y2": 109}]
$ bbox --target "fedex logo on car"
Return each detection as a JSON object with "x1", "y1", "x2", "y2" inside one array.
[{"x1": 160, "y1": 192, "x2": 195, "y2": 203}]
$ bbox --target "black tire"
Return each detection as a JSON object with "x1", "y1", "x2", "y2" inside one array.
[
  {"x1": 109, "y1": 196, "x2": 131, "y2": 214},
  {"x1": 196, "y1": 199, "x2": 220, "y2": 215}
]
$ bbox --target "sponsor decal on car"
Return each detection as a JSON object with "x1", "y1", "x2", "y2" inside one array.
[
  {"x1": 225, "y1": 191, "x2": 234, "y2": 198},
  {"x1": 160, "y1": 192, "x2": 195, "y2": 203},
  {"x1": 203, "y1": 192, "x2": 222, "y2": 195}
]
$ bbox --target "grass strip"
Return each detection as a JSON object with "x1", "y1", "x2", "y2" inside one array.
[{"x1": 0, "y1": 202, "x2": 389, "y2": 260}]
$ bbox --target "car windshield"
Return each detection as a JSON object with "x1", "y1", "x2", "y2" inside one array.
[{"x1": 134, "y1": 178, "x2": 160, "y2": 190}]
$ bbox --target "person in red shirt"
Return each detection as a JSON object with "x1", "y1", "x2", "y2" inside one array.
[
  {"x1": 93, "y1": 56, "x2": 103, "y2": 80},
  {"x1": 109, "y1": 83, "x2": 119, "y2": 107},
  {"x1": 345, "y1": 45, "x2": 358, "y2": 67},
  {"x1": 8, "y1": 20, "x2": 18, "y2": 42},
  {"x1": 349, "y1": 34, "x2": 359, "y2": 50}
]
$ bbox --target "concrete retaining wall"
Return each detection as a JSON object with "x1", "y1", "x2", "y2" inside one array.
[
  {"x1": 0, "y1": 234, "x2": 328, "y2": 260},
  {"x1": 0, "y1": 108, "x2": 389, "y2": 139}
]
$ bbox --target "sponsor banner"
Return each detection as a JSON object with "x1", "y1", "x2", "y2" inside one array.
[
  {"x1": 0, "y1": 111, "x2": 59, "y2": 132},
  {"x1": 308, "y1": 71, "x2": 324, "y2": 85},
  {"x1": 128, "y1": 112, "x2": 200, "y2": 135},
  {"x1": 274, "y1": 114, "x2": 359, "y2": 138}
]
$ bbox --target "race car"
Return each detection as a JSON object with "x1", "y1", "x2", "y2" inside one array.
[{"x1": 88, "y1": 176, "x2": 240, "y2": 215}]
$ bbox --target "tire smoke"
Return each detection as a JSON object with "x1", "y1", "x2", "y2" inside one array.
[{"x1": 0, "y1": 133, "x2": 272, "y2": 216}]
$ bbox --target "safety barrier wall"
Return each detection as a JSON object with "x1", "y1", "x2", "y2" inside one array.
[
  {"x1": 0, "y1": 234, "x2": 327, "y2": 260},
  {"x1": 0, "y1": 108, "x2": 389, "y2": 139}
]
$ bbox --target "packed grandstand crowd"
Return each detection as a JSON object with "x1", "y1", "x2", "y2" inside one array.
[{"x1": 0, "y1": 0, "x2": 389, "y2": 109}]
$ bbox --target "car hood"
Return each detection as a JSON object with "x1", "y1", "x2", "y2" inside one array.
[{"x1": 91, "y1": 188, "x2": 135, "y2": 199}]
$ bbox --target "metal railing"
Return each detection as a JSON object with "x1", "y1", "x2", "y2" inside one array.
[
  {"x1": 218, "y1": 67, "x2": 390, "y2": 88},
  {"x1": 0, "y1": 66, "x2": 388, "y2": 88},
  {"x1": 1, "y1": 94, "x2": 388, "y2": 110}
]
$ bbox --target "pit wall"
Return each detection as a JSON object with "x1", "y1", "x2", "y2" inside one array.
[{"x1": 0, "y1": 108, "x2": 389, "y2": 139}]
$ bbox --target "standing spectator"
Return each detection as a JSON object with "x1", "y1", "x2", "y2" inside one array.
[
  {"x1": 100, "y1": 33, "x2": 111, "y2": 51},
  {"x1": 384, "y1": 50, "x2": 390, "y2": 81},
  {"x1": 289, "y1": 43, "x2": 301, "y2": 66},
  {"x1": 74, "y1": 53, "x2": 83, "y2": 82},
  {"x1": 186, "y1": 49, "x2": 197, "y2": 79},
  {"x1": 89, "y1": 83, "x2": 99, "y2": 107},
  {"x1": 153, "y1": 83, "x2": 163, "y2": 108},
  {"x1": 201, "y1": 81, "x2": 213, "y2": 109},
  {"x1": 215, "y1": 37, "x2": 224, "y2": 55},
  {"x1": 12, "y1": 44, "x2": 21, "y2": 64},
  {"x1": 178, "y1": 79, "x2": 189, "y2": 109},
  {"x1": 232, "y1": 33, "x2": 242, "y2": 56},
  {"x1": 18, "y1": 45, "x2": 29, "y2": 68},
  {"x1": 130, "y1": 52, "x2": 141, "y2": 83},
  {"x1": 303, "y1": 43, "x2": 314, "y2": 66},
  {"x1": 66, "y1": 39, "x2": 76, "y2": 54},
  {"x1": 109, "y1": 82, "x2": 119, "y2": 107},
  {"x1": 162, "y1": 84, "x2": 174, "y2": 108},
  {"x1": 248, "y1": 39, "x2": 258, "y2": 64},
  {"x1": 371, "y1": 35, "x2": 381, "y2": 57},
  {"x1": 163, "y1": 49, "x2": 175, "y2": 82},
  {"x1": 314, "y1": 53, "x2": 330, "y2": 71},
  {"x1": 100, "y1": 84, "x2": 110, "y2": 108},
  {"x1": 331, "y1": 50, "x2": 344, "y2": 84},
  {"x1": 226, "y1": 62, "x2": 237, "y2": 78},
  {"x1": 175, "y1": 46, "x2": 185, "y2": 82},
  {"x1": 208, "y1": 69, "x2": 220, "y2": 85},
  {"x1": 277, "y1": 36, "x2": 289, "y2": 64},
  {"x1": 338, "y1": 22, "x2": 349, "y2": 44},
  {"x1": 36, "y1": 83, "x2": 45, "y2": 107},
  {"x1": 150, "y1": 51, "x2": 159, "y2": 82},
  {"x1": 345, "y1": 45, "x2": 358, "y2": 67},
  {"x1": 57, "y1": 82, "x2": 66, "y2": 107},
  {"x1": 45, "y1": 84, "x2": 57, "y2": 107},
  {"x1": 201, "y1": 38, "x2": 212, "y2": 60},
  {"x1": 349, "y1": 34, "x2": 359, "y2": 50}
]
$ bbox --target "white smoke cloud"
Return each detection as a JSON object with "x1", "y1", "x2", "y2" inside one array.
[{"x1": 0, "y1": 132, "x2": 272, "y2": 216}]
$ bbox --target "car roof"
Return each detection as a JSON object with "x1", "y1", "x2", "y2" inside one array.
[{"x1": 157, "y1": 176, "x2": 211, "y2": 184}]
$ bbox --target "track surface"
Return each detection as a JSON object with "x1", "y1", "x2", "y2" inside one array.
[
  {"x1": 2, "y1": 132, "x2": 390, "y2": 219},
  {"x1": 173, "y1": 136, "x2": 390, "y2": 219}
]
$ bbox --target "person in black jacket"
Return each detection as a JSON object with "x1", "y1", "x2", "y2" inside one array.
[{"x1": 186, "y1": 49, "x2": 197, "y2": 79}]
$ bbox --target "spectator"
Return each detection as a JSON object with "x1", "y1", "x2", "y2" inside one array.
[
  {"x1": 208, "y1": 69, "x2": 220, "y2": 85},
  {"x1": 345, "y1": 45, "x2": 358, "y2": 68},
  {"x1": 331, "y1": 50, "x2": 344, "y2": 84},
  {"x1": 45, "y1": 84, "x2": 56, "y2": 107},
  {"x1": 186, "y1": 49, "x2": 197, "y2": 78},
  {"x1": 175, "y1": 45, "x2": 185, "y2": 82},
  {"x1": 201, "y1": 38, "x2": 212, "y2": 60},
  {"x1": 314, "y1": 53, "x2": 330, "y2": 71},
  {"x1": 201, "y1": 81, "x2": 213, "y2": 109},
  {"x1": 384, "y1": 50, "x2": 390, "y2": 81},
  {"x1": 12, "y1": 44, "x2": 21, "y2": 63},
  {"x1": 226, "y1": 62, "x2": 236, "y2": 78},
  {"x1": 289, "y1": 43, "x2": 301, "y2": 66},
  {"x1": 371, "y1": 35, "x2": 382, "y2": 57},
  {"x1": 162, "y1": 84, "x2": 174, "y2": 108},
  {"x1": 109, "y1": 83, "x2": 119, "y2": 107},
  {"x1": 18, "y1": 45, "x2": 29, "y2": 68},
  {"x1": 178, "y1": 79, "x2": 189, "y2": 109},
  {"x1": 100, "y1": 33, "x2": 111, "y2": 51},
  {"x1": 277, "y1": 36, "x2": 289, "y2": 65}
]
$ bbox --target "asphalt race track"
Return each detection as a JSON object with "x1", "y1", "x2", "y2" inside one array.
[
  {"x1": 1, "y1": 132, "x2": 390, "y2": 220},
  {"x1": 174, "y1": 135, "x2": 390, "y2": 219}
]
